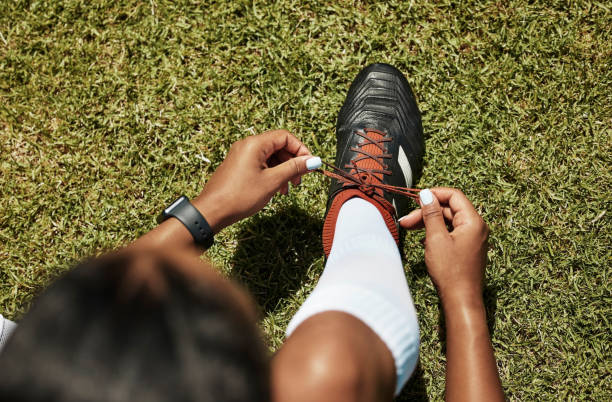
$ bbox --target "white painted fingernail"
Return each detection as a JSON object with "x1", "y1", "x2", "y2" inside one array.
[
  {"x1": 398, "y1": 215, "x2": 408, "y2": 222},
  {"x1": 419, "y1": 189, "x2": 434, "y2": 205},
  {"x1": 306, "y1": 156, "x2": 322, "y2": 170}
]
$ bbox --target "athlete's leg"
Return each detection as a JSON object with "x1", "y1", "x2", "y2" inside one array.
[
  {"x1": 272, "y1": 199, "x2": 420, "y2": 401},
  {"x1": 272, "y1": 310, "x2": 395, "y2": 402},
  {"x1": 272, "y1": 63, "x2": 424, "y2": 401}
]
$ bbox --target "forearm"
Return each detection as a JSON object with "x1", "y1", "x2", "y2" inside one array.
[
  {"x1": 442, "y1": 292, "x2": 504, "y2": 402},
  {"x1": 129, "y1": 131, "x2": 313, "y2": 254}
]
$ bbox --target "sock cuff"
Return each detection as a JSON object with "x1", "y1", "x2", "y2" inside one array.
[
  {"x1": 326, "y1": 232, "x2": 401, "y2": 267},
  {"x1": 322, "y1": 189, "x2": 399, "y2": 258},
  {"x1": 286, "y1": 284, "x2": 420, "y2": 395}
]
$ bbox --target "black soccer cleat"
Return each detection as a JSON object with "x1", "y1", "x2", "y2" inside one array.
[
  {"x1": 327, "y1": 63, "x2": 425, "y2": 217},
  {"x1": 322, "y1": 63, "x2": 425, "y2": 256}
]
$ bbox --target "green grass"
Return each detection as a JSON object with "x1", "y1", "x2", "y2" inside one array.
[{"x1": 1, "y1": 0, "x2": 610, "y2": 399}]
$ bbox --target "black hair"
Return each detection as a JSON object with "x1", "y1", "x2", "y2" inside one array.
[{"x1": 0, "y1": 253, "x2": 269, "y2": 402}]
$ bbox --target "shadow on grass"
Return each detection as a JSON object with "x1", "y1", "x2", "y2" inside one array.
[
  {"x1": 397, "y1": 363, "x2": 429, "y2": 401},
  {"x1": 230, "y1": 205, "x2": 323, "y2": 313},
  {"x1": 483, "y1": 284, "x2": 499, "y2": 336},
  {"x1": 407, "y1": 259, "x2": 430, "y2": 279},
  {"x1": 399, "y1": 262, "x2": 498, "y2": 401}
]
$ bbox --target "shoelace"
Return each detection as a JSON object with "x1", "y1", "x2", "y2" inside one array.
[
  {"x1": 349, "y1": 129, "x2": 393, "y2": 176},
  {"x1": 315, "y1": 160, "x2": 421, "y2": 201}
]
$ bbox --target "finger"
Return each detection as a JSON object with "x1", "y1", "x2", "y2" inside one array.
[
  {"x1": 419, "y1": 188, "x2": 450, "y2": 239},
  {"x1": 429, "y1": 187, "x2": 480, "y2": 228},
  {"x1": 267, "y1": 155, "x2": 321, "y2": 188},
  {"x1": 429, "y1": 187, "x2": 478, "y2": 216},
  {"x1": 279, "y1": 182, "x2": 289, "y2": 196},
  {"x1": 273, "y1": 149, "x2": 302, "y2": 186},
  {"x1": 399, "y1": 207, "x2": 454, "y2": 230},
  {"x1": 274, "y1": 149, "x2": 294, "y2": 163},
  {"x1": 399, "y1": 209, "x2": 423, "y2": 230},
  {"x1": 442, "y1": 206, "x2": 454, "y2": 221},
  {"x1": 258, "y1": 130, "x2": 312, "y2": 161}
]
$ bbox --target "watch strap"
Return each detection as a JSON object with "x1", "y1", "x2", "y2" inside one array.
[{"x1": 160, "y1": 196, "x2": 214, "y2": 249}]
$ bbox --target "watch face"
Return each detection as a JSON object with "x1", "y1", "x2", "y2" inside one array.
[{"x1": 165, "y1": 196, "x2": 187, "y2": 215}]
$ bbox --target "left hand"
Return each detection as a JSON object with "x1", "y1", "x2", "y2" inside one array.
[
  {"x1": 193, "y1": 130, "x2": 319, "y2": 232},
  {"x1": 399, "y1": 188, "x2": 489, "y2": 304}
]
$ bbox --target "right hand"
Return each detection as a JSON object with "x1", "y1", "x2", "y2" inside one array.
[
  {"x1": 399, "y1": 188, "x2": 489, "y2": 303},
  {"x1": 194, "y1": 130, "x2": 318, "y2": 233}
]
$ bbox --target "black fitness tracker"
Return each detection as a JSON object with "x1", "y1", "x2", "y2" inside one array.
[{"x1": 158, "y1": 195, "x2": 214, "y2": 249}]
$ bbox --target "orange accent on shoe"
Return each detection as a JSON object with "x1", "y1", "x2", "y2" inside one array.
[
  {"x1": 322, "y1": 189, "x2": 399, "y2": 258},
  {"x1": 321, "y1": 128, "x2": 421, "y2": 257}
]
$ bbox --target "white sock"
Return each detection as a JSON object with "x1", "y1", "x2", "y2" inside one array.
[{"x1": 286, "y1": 198, "x2": 420, "y2": 395}]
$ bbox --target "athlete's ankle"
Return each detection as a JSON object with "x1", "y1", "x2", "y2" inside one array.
[{"x1": 322, "y1": 189, "x2": 398, "y2": 258}]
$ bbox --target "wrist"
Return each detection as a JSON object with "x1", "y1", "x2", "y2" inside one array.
[
  {"x1": 192, "y1": 193, "x2": 229, "y2": 234},
  {"x1": 441, "y1": 291, "x2": 489, "y2": 338},
  {"x1": 132, "y1": 195, "x2": 220, "y2": 254},
  {"x1": 439, "y1": 286, "x2": 484, "y2": 315},
  {"x1": 131, "y1": 217, "x2": 199, "y2": 255}
]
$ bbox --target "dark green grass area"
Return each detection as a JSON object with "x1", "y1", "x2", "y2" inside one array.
[{"x1": 1, "y1": 0, "x2": 610, "y2": 399}]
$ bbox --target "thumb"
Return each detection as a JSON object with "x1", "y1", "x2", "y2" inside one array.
[
  {"x1": 419, "y1": 189, "x2": 449, "y2": 238},
  {"x1": 268, "y1": 155, "x2": 321, "y2": 186}
]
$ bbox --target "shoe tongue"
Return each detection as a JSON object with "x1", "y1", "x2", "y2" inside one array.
[{"x1": 353, "y1": 129, "x2": 386, "y2": 182}]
